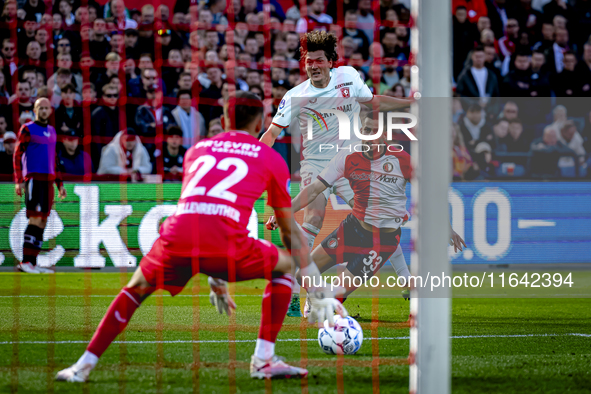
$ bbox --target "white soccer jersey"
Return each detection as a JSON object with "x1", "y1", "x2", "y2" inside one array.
[
  {"x1": 271, "y1": 66, "x2": 373, "y2": 161},
  {"x1": 317, "y1": 149, "x2": 412, "y2": 229}
]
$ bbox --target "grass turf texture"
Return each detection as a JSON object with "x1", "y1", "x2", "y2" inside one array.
[{"x1": 0, "y1": 273, "x2": 589, "y2": 393}]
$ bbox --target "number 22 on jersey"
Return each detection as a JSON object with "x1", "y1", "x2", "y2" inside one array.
[{"x1": 181, "y1": 155, "x2": 249, "y2": 203}]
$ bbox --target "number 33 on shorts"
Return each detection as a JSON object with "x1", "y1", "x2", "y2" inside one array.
[{"x1": 362, "y1": 250, "x2": 382, "y2": 274}]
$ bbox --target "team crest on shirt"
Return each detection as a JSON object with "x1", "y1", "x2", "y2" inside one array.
[
  {"x1": 327, "y1": 238, "x2": 338, "y2": 249},
  {"x1": 383, "y1": 162, "x2": 394, "y2": 173},
  {"x1": 341, "y1": 87, "x2": 350, "y2": 98}
]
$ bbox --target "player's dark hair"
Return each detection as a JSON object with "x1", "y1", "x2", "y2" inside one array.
[
  {"x1": 300, "y1": 31, "x2": 339, "y2": 64},
  {"x1": 228, "y1": 91, "x2": 264, "y2": 130}
]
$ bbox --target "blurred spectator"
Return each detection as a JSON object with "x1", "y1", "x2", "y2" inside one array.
[
  {"x1": 546, "y1": 27, "x2": 571, "y2": 75},
  {"x1": 558, "y1": 120, "x2": 587, "y2": 166},
  {"x1": 502, "y1": 51, "x2": 550, "y2": 97},
  {"x1": 0, "y1": 114, "x2": 8, "y2": 151},
  {"x1": 11, "y1": 81, "x2": 34, "y2": 125},
  {"x1": 456, "y1": 46, "x2": 500, "y2": 99},
  {"x1": 498, "y1": 18, "x2": 520, "y2": 62},
  {"x1": 199, "y1": 66, "x2": 224, "y2": 125},
  {"x1": 50, "y1": 68, "x2": 82, "y2": 108},
  {"x1": 500, "y1": 101, "x2": 519, "y2": 121},
  {"x1": 128, "y1": 68, "x2": 162, "y2": 98},
  {"x1": 296, "y1": 0, "x2": 333, "y2": 34},
  {"x1": 550, "y1": 104, "x2": 567, "y2": 132},
  {"x1": 91, "y1": 84, "x2": 121, "y2": 165},
  {"x1": 57, "y1": 128, "x2": 93, "y2": 175},
  {"x1": 453, "y1": 6, "x2": 478, "y2": 79},
  {"x1": 170, "y1": 89, "x2": 205, "y2": 148},
  {"x1": 135, "y1": 87, "x2": 172, "y2": 151},
  {"x1": 89, "y1": 18, "x2": 110, "y2": 61},
  {"x1": 553, "y1": 51, "x2": 579, "y2": 98},
  {"x1": 473, "y1": 141, "x2": 496, "y2": 178},
  {"x1": 357, "y1": 0, "x2": 375, "y2": 42},
  {"x1": 506, "y1": 118, "x2": 530, "y2": 153},
  {"x1": 93, "y1": 52, "x2": 122, "y2": 97},
  {"x1": 343, "y1": 9, "x2": 370, "y2": 60},
  {"x1": 97, "y1": 128, "x2": 152, "y2": 177},
  {"x1": 491, "y1": 117, "x2": 510, "y2": 151},
  {"x1": 162, "y1": 125, "x2": 186, "y2": 178},
  {"x1": 458, "y1": 104, "x2": 491, "y2": 152},
  {"x1": 17, "y1": 14, "x2": 39, "y2": 59},
  {"x1": 54, "y1": 83, "x2": 82, "y2": 135},
  {"x1": 0, "y1": 131, "x2": 15, "y2": 174},
  {"x1": 207, "y1": 118, "x2": 224, "y2": 138},
  {"x1": 529, "y1": 125, "x2": 575, "y2": 178},
  {"x1": 163, "y1": 49, "x2": 185, "y2": 96},
  {"x1": 124, "y1": 28, "x2": 140, "y2": 60},
  {"x1": 452, "y1": 123, "x2": 478, "y2": 180}
]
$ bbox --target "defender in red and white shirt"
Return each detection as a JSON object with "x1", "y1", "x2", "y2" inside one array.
[
  {"x1": 273, "y1": 113, "x2": 465, "y2": 305},
  {"x1": 56, "y1": 92, "x2": 346, "y2": 384}
]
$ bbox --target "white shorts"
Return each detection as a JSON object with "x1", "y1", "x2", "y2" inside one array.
[{"x1": 300, "y1": 160, "x2": 355, "y2": 204}]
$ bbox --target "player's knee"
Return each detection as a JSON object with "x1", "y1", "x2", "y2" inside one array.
[{"x1": 273, "y1": 251, "x2": 293, "y2": 275}]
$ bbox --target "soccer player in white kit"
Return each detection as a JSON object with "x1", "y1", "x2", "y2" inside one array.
[{"x1": 260, "y1": 31, "x2": 415, "y2": 315}]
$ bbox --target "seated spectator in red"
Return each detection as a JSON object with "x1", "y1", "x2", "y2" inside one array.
[
  {"x1": 162, "y1": 125, "x2": 186, "y2": 179},
  {"x1": 55, "y1": 83, "x2": 82, "y2": 135},
  {"x1": 97, "y1": 127, "x2": 152, "y2": 177},
  {"x1": 456, "y1": 46, "x2": 500, "y2": 98},
  {"x1": 529, "y1": 125, "x2": 575, "y2": 178},
  {"x1": 498, "y1": 18, "x2": 519, "y2": 62},
  {"x1": 0, "y1": 131, "x2": 15, "y2": 174},
  {"x1": 171, "y1": 89, "x2": 205, "y2": 148},
  {"x1": 23, "y1": 41, "x2": 43, "y2": 70},
  {"x1": 57, "y1": 129, "x2": 93, "y2": 175}
]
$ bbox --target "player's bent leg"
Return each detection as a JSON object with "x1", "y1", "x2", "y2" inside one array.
[
  {"x1": 300, "y1": 244, "x2": 338, "y2": 318},
  {"x1": 388, "y1": 245, "x2": 411, "y2": 300},
  {"x1": 56, "y1": 268, "x2": 156, "y2": 383},
  {"x1": 302, "y1": 192, "x2": 327, "y2": 249},
  {"x1": 19, "y1": 216, "x2": 49, "y2": 274},
  {"x1": 251, "y1": 249, "x2": 307, "y2": 379}
]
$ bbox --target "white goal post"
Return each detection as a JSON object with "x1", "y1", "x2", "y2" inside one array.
[{"x1": 409, "y1": 0, "x2": 452, "y2": 393}]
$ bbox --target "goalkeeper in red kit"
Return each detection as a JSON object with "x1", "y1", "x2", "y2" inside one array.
[{"x1": 56, "y1": 91, "x2": 346, "y2": 382}]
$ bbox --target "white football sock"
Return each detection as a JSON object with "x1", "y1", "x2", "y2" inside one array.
[
  {"x1": 254, "y1": 338, "x2": 275, "y2": 360},
  {"x1": 76, "y1": 351, "x2": 98, "y2": 368},
  {"x1": 301, "y1": 223, "x2": 320, "y2": 249},
  {"x1": 390, "y1": 245, "x2": 411, "y2": 285},
  {"x1": 291, "y1": 264, "x2": 300, "y2": 295}
]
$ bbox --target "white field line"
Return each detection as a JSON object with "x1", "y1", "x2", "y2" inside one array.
[{"x1": 0, "y1": 333, "x2": 589, "y2": 345}]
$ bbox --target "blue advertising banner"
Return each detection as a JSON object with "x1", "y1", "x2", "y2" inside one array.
[{"x1": 395, "y1": 182, "x2": 591, "y2": 265}]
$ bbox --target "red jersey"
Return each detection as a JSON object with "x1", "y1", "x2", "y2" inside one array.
[
  {"x1": 158, "y1": 131, "x2": 291, "y2": 257},
  {"x1": 317, "y1": 149, "x2": 412, "y2": 229}
]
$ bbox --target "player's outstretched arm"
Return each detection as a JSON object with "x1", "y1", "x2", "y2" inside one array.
[
  {"x1": 363, "y1": 95, "x2": 413, "y2": 112},
  {"x1": 292, "y1": 179, "x2": 328, "y2": 212},
  {"x1": 259, "y1": 124, "x2": 285, "y2": 147}
]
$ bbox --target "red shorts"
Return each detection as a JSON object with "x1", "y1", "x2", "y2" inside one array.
[{"x1": 140, "y1": 236, "x2": 280, "y2": 296}]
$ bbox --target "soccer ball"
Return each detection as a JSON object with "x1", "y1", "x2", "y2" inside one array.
[{"x1": 317, "y1": 315, "x2": 364, "y2": 355}]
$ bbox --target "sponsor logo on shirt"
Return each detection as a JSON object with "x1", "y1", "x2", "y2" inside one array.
[
  {"x1": 279, "y1": 99, "x2": 286, "y2": 110},
  {"x1": 334, "y1": 82, "x2": 353, "y2": 89},
  {"x1": 350, "y1": 171, "x2": 399, "y2": 184}
]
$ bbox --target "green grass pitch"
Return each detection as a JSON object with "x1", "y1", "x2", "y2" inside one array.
[{"x1": 0, "y1": 272, "x2": 589, "y2": 393}]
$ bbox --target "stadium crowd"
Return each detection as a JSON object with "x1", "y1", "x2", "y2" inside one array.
[
  {"x1": 0, "y1": 0, "x2": 589, "y2": 181},
  {"x1": 453, "y1": 0, "x2": 591, "y2": 179}
]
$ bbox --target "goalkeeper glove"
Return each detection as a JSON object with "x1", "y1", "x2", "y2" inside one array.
[{"x1": 208, "y1": 277, "x2": 237, "y2": 316}]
